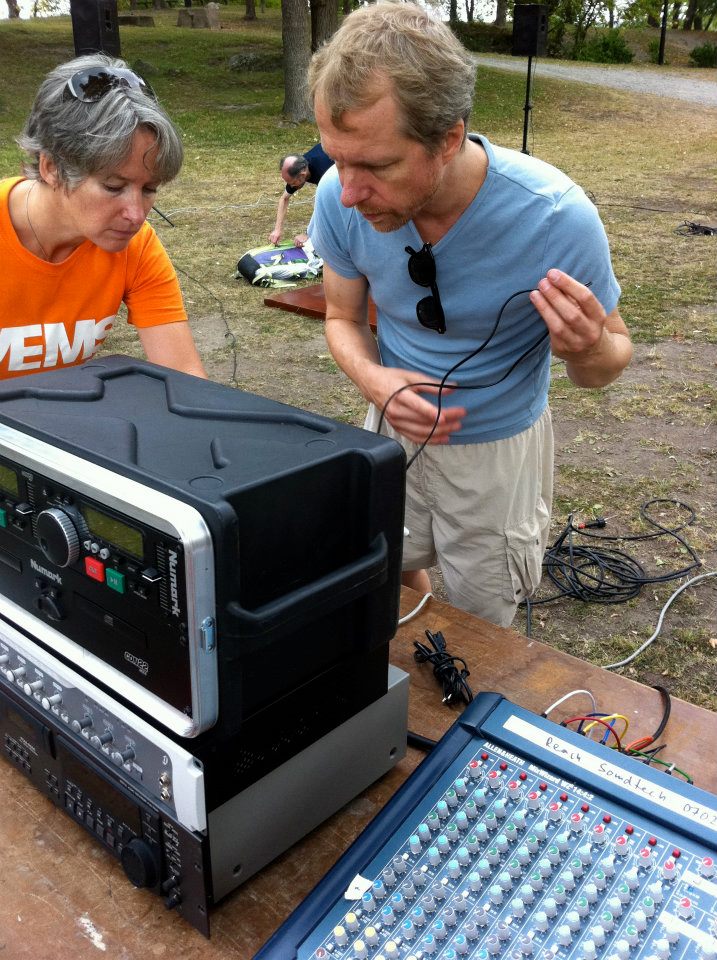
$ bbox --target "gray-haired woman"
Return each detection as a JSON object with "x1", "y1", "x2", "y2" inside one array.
[{"x1": 0, "y1": 55, "x2": 206, "y2": 380}]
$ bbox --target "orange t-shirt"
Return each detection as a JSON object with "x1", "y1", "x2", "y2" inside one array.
[{"x1": 0, "y1": 177, "x2": 187, "y2": 379}]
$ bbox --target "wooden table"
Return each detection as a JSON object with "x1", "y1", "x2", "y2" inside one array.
[
  {"x1": 263, "y1": 282, "x2": 377, "y2": 331},
  {"x1": 1, "y1": 590, "x2": 716, "y2": 959}
]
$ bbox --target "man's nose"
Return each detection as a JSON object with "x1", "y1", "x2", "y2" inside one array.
[{"x1": 339, "y1": 170, "x2": 371, "y2": 209}]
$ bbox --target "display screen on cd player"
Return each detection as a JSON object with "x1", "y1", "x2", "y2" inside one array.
[
  {"x1": 80, "y1": 504, "x2": 144, "y2": 559},
  {"x1": 0, "y1": 462, "x2": 19, "y2": 497}
]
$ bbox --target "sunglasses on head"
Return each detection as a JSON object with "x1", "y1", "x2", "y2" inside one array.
[
  {"x1": 405, "y1": 242, "x2": 446, "y2": 335},
  {"x1": 64, "y1": 67, "x2": 155, "y2": 103}
]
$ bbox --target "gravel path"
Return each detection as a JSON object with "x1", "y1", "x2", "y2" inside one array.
[{"x1": 474, "y1": 54, "x2": 717, "y2": 106}]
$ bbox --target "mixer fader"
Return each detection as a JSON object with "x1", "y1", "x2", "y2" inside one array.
[{"x1": 255, "y1": 693, "x2": 717, "y2": 960}]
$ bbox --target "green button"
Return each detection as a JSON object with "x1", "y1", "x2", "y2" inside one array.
[
  {"x1": 106, "y1": 568, "x2": 125, "y2": 593},
  {"x1": 0, "y1": 508, "x2": 6, "y2": 527}
]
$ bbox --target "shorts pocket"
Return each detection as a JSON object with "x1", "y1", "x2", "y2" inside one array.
[{"x1": 502, "y1": 516, "x2": 546, "y2": 604}]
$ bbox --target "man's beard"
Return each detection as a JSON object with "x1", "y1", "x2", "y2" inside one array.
[{"x1": 357, "y1": 171, "x2": 441, "y2": 234}]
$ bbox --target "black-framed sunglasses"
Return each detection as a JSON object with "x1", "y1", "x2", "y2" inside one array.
[
  {"x1": 405, "y1": 242, "x2": 446, "y2": 335},
  {"x1": 64, "y1": 68, "x2": 155, "y2": 103}
]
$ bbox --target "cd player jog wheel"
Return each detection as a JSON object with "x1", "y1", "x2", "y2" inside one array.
[{"x1": 36, "y1": 506, "x2": 86, "y2": 568}]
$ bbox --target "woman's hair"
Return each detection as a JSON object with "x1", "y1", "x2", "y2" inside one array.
[
  {"x1": 308, "y1": 2, "x2": 476, "y2": 154},
  {"x1": 17, "y1": 54, "x2": 183, "y2": 186}
]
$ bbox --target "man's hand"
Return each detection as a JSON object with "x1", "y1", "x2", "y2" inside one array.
[
  {"x1": 529, "y1": 268, "x2": 632, "y2": 387},
  {"x1": 293, "y1": 233, "x2": 309, "y2": 248},
  {"x1": 367, "y1": 365, "x2": 466, "y2": 444},
  {"x1": 269, "y1": 229, "x2": 282, "y2": 245}
]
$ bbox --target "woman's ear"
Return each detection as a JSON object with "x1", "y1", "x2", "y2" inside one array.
[{"x1": 38, "y1": 153, "x2": 60, "y2": 190}]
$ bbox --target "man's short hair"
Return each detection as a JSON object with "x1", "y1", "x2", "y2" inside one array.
[
  {"x1": 280, "y1": 155, "x2": 309, "y2": 178},
  {"x1": 308, "y1": 2, "x2": 476, "y2": 154},
  {"x1": 17, "y1": 53, "x2": 183, "y2": 187}
]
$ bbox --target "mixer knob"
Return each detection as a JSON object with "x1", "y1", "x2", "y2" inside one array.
[
  {"x1": 0, "y1": 654, "x2": 8, "y2": 666},
  {"x1": 41, "y1": 693, "x2": 62, "y2": 710},
  {"x1": 411, "y1": 905, "x2": 426, "y2": 927},
  {"x1": 662, "y1": 859, "x2": 678, "y2": 881},
  {"x1": 548, "y1": 802, "x2": 563, "y2": 821},
  {"x1": 90, "y1": 730, "x2": 113, "y2": 749},
  {"x1": 454, "y1": 934, "x2": 470, "y2": 955},
  {"x1": 352, "y1": 939, "x2": 368, "y2": 959},
  {"x1": 23, "y1": 679, "x2": 44, "y2": 695},
  {"x1": 467, "y1": 760, "x2": 482, "y2": 779},
  {"x1": 678, "y1": 897, "x2": 693, "y2": 920},
  {"x1": 512, "y1": 811, "x2": 527, "y2": 830},
  {"x1": 544, "y1": 897, "x2": 557, "y2": 917},
  {"x1": 345, "y1": 912, "x2": 359, "y2": 932},
  {"x1": 488, "y1": 884, "x2": 503, "y2": 905},
  {"x1": 518, "y1": 935, "x2": 533, "y2": 956},
  {"x1": 607, "y1": 896, "x2": 623, "y2": 916},
  {"x1": 511, "y1": 898, "x2": 526, "y2": 918},
  {"x1": 582, "y1": 940, "x2": 598, "y2": 960},
  {"x1": 570, "y1": 813, "x2": 585, "y2": 833},
  {"x1": 384, "y1": 938, "x2": 400, "y2": 958},
  {"x1": 575, "y1": 896, "x2": 590, "y2": 917},
  {"x1": 591, "y1": 924, "x2": 607, "y2": 946},
  {"x1": 614, "y1": 940, "x2": 631, "y2": 960},
  {"x1": 653, "y1": 938, "x2": 671, "y2": 959},
  {"x1": 534, "y1": 911, "x2": 548, "y2": 932},
  {"x1": 383, "y1": 865, "x2": 397, "y2": 886},
  {"x1": 592, "y1": 823, "x2": 609, "y2": 844},
  {"x1": 614, "y1": 835, "x2": 630, "y2": 856},
  {"x1": 584, "y1": 882, "x2": 599, "y2": 902},
  {"x1": 494, "y1": 800, "x2": 507, "y2": 819},
  {"x1": 507, "y1": 780, "x2": 522, "y2": 800},
  {"x1": 526, "y1": 790, "x2": 541, "y2": 810},
  {"x1": 617, "y1": 882, "x2": 631, "y2": 904},
  {"x1": 556, "y1": 925, "x2": 572, "y2": 946},
  {"x1": 111, "y1": 747, "x2": 136, "y2": 767},
  {"x1": 433, "y1": 920, "x2": 447, "y2": 940},
  {"x1": 6, "y1": 666, "x2": 26, "y2": 682},
  {"x1": 647, "y1": 882, "x2": 664, "y2": 903},
  {"x1": 701, "y1": 941, "x2": 717, "y2": 960},
  {"x1": 487, "y1": 770, "x2": 501, "y2": 790},
  {"x1": 566, "y1": 910, "x2": 581, "y2": 932},
  {"x1": 36, "y1": 507, "x2": 82, "y2": 567},
  {"x1": 454, "y1": 777, "x2": 468, "y2": 796},
  {"x1": 454, "y1": 811, "x2": 468, "y2": 833},
  {"x1": 381, "y1": 903, "x2": 395, "y2": 924},
  {"x1": 372, "y1": 880, "x2": 386, "y2": 900},
  {"x1": 445, "y1": 789, "x2": 458, "y2": 808},
  {"x1": 332, "y1": 924, "x2": 347, "y2": 946},
  {"x1": 632, "y1": 909, "x2": 648, "y2": 931},
  {"x1": 71, "y1": 715, "x2": 92, "y2": 734},
  {"x1": 700, "y1": 856, "x2": 715, "y2": 879}
]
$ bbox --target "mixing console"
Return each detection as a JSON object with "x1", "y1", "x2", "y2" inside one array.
[{"x1": 255, "y1": 693, "x2": 717, "y2": 960}]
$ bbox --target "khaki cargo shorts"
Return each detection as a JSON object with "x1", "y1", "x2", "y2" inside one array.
[{"x1": 372, "y1": 406, "x2": 553, "y2": 627}]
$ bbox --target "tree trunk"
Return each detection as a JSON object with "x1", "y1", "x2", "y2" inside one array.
[
  {"x1": 681, "y1": 0, "x2": 697, "y2": 28},
  {"x1": 343, "y1": 0, "x2": 352, "y2": 14},
  {"x1": 245, "y1": 0, "x2": 257, "y2": 19},
  {"x1": 494, "y1": 0, "x2": 507, "y2": 26},
  {"x1": 670, "y1": 0, "x2": 681, "y2": 26},
  {"x1": 6, "y1": 0, "x2": 20, "y2": 15},
  {"x1": 281, "y1": 0, "x2": 313, "y2": 122},
  {"x1": 464, "y1": 0, "x2": 475, "y2": 22},
  {"x1": 310, "y1": 0, "x2": 338, "y2": 51},
  {"x1": 449, "y1": 0, "x2": 458, "y2": 22}
]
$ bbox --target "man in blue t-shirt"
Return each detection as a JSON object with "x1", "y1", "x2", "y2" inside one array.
[
  {"x1": 307, "y1": 3, "x2": 632, "y2": 627},
  {"x1": 269, "y1": 143, "x2": 334, "y2": 246}
]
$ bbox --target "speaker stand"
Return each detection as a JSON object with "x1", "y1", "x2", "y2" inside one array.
[{"x1": 521, "y1": 55, "x2": 534, "y2": 155}]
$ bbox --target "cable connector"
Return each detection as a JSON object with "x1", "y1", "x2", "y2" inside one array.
[{"x1": 575, "y1": 516, "x2": 606, "y2": 529}]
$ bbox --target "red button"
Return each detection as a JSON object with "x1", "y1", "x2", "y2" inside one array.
[
  {"x1": 519, "y1": 772, "x2": 527, "y2": 781},
  {"x1": 581, "y1": 804, "x2": 590, "y2": 812},
  {"x1": 625, "y1": 825, "x2": 634, "y2": 835},
  {"x1": 603, "y1": 814, "x2": 612, "y2": 823},
  {"x1": 85, "y1": 556, "x2": 105, "y2": 582},
  {"x1": 500, "y1": 762, "x2": 508, "y2": 771}
]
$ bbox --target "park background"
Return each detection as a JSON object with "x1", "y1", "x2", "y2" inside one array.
[{"x1": 0, "y1": 4, "x2": 715, "y2": 732}]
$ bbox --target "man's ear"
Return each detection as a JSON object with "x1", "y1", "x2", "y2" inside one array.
[
  {"x1": 441, "y1": 120, "x2": 466, "y2": 164},
  {"x1": 38, "y1": 153, "x2": 60, "y2": 189}
]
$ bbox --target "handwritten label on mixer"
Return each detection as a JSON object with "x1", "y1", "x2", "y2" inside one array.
[{"x1": 504, "y1": 715, "x2": 717, "y2": 835}]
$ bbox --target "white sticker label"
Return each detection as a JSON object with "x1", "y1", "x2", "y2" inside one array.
[{"x1": 503, "y1": 715, "x2": 717, "y2": 833}]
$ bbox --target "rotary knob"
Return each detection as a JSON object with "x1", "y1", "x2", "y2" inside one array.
[
  {"x1": 120, "y1": 838, "x2": 159, "y2": 889},
  {"x1": 36, "y1": 508, "x2": 80, "y2": 567}
]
